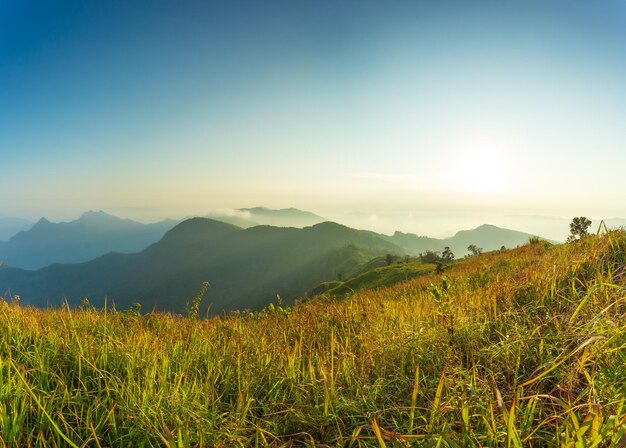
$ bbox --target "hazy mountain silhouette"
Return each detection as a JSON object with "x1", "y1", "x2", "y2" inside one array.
[
  {"x1": 0, "y1": 218, "x2": 552, "y2": 313},
  {"x1": 386, "y1": 224, "x2": 542, "y2": 256},
  {"x1": 384, "y1": 232, "x2": 442, "y2": 254},
  {"x1": 208, "y1": 207, "x2": 325, "y2": 228},
  {"x1": 0, "y1": 211, "x2": 178, "y2": 269},
  {"x1": 446, "y1": 224, "x2": 540, "y2": 253},
  {"x1": 0, "y1": 219, "x2": 402, "y2": 312},
  {"x1": 0, "y1": 217, "x2": 33, "y2": 241}
]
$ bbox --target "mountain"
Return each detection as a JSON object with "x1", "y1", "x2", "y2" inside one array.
[
  {"x1": 485, "y1": 215, "x2": 626, "y2": 243},
  {"x1": 446, "y1": 224, "x2": 540, "y2": 253},
  {"x1": 0, "y1": 211, "x2": 178, "y2": 269},
  {"x1": 0, "y1": 217, "x2": 551, "y2": 313},
  {"x1": 0, "y1": 219, "x2": 402, "y2": 313},
  {"x1": 384, "y1": 231, "x2": 442, "y2": 254},
  {"x1": 386, "y1": 224, "x2": 542, "y2": 256},
  {"x1": 311, "y1": 225, "x2": 538, "y2": 297},
  {"x1": 0, "y1": 217, "x2": 33, "y2": 241},
  {"x1": 208, "y1": 207, "x2": 326, "y2": 228}
]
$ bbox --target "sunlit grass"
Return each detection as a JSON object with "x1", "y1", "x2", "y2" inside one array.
[{"x1": 0, "y1": 231, "x2": 625, "y2": 446}]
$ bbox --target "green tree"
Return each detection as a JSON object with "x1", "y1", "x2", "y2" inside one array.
[
  {"x1": 467, "y1": 244, "x2": 483, "y2": 256},
  {"x1": 442, "y1": 246, "x2": 454, "y2": 263},
  {"x1": 568, "y1": 216, "x2": 592, "y2": 242},
  {"x1": 420, "y1": 250, "x2": 442, "y2": 264}
]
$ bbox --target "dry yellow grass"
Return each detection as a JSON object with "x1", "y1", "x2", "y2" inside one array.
[{"x1": 0, "y1": 232, "x2": 625, "y2": 446}]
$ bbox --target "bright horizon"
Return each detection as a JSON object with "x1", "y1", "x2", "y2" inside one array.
[{"x1": 2, "y1": 1, "x2": 626, "y2": 240}]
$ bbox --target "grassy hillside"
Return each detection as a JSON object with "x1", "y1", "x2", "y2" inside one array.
[
  {"x1": 0, "y1": 231, "x2": 625, "y2": 446},
  {"x1": 317, "y1": 259, "x2": 434, "y2": 297}
]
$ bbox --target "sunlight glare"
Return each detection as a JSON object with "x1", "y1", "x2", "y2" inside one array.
[{"x1": 443, "y1": 147, "x2": 510, "y2": 196}]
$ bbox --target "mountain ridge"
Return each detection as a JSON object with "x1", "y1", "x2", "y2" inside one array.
[
  {"x1": 207, "y1": 207, "x2": 326, "y2": 229},
  {"x1": 0, "y1": 211, "x2": 178, "y2": 269},
  {"x1": 383, "y1": 223, "x2": 541, "y2": 256},
  {"x1": 0, "y1": 217, "x2": 404, "y2": 312},
  {"x1": 0, "y1": 217, "x2": 34, "y2": 241},
  {"x1": 0, "y1": 217, "x2": 554, "y2": 313}
]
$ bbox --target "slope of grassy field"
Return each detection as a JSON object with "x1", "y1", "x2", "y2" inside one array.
[
  {"x1": 319, "y1": 260, "x2": 435, "y2": 297},
  {"x1": 0, "y1": 231, "x2": 625, "y2": 446}
]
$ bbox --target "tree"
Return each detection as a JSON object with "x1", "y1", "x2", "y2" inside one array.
[
  {"x1": 442, "y1": 246, "x2": 454, "y2": 263},
  {"x1": 419, "y1": 250, "x2": 442, "y2": 264},
  {"x1": 467, "y1": 244, "x2": 483, "y2": 256},
  {"x1": 568, "y1": 216, "x2": 592, "y2": 242}
]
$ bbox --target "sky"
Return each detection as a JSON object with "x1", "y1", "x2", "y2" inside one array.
[{"x1": 1, "y1": 0, "x2": 626, "y2": 239}]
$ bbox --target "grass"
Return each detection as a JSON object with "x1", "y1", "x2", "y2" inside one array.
[
  {"x1": 0, "y1": 231, "x2": 625, "y2": 446},
  {"x1": 322, "y1": 261, "x2": 434, "y2": 297}
]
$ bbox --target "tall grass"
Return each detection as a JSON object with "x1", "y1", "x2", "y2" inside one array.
[{"x1": 0, "y1": 231, "x2": 625, "y2": 446}]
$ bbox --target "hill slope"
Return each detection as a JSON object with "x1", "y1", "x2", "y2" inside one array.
[
  {"x1": 0, "y1": 219, "x2": 402, "y2": 312},
  {"x1": 0, "y1": 231, "x2": 623, "y2": 446},
  {"x1": 0, "y1": 211, "x2": 178, "y2": 269},
  {"x1": 315, "y1": 259, "x2": 434, "y2": 297}
]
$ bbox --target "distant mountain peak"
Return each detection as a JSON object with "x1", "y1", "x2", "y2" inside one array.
[
  {"x1": 34, "y1": 217, "x2": 52, "y2": 227},
  {"x1": 475, "y1": 224, "x2": 500, "y2": 230},
  {"x1": 81, "y1": 210, "x2": 107, "y2": 217},
  {"x1": 209, "y1": 206, "x2": 326, "y2": 229},
  {"x1": 0, "y1": 212, "x2": 179, "y2": 269},
  {"x1": 453, "y1": 223, "x2": 505, "y2": 236},
  {"x1": 79, "y1": 210, "x2": 118, "y2": 221},
  {"x1": 242, "y1": 206, "x2": 271, "y2": 212},
  {"x1": 309, "y1": 221, "x2": 348, "y2": 230},
  {"x1": 163, "y1": 217, "x2": 241, "y2": 239},
  {"x1": 239, "y1": 206, "x2": 321, "y2": 217}
]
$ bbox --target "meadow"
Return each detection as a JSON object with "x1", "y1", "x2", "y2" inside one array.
[{"x1": 0, "y1": 231, "x2": 625, "y2": 446}]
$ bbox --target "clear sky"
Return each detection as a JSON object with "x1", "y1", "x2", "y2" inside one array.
[{"x1": 1, "y1": 0, "x2": 626, "y2": 237}]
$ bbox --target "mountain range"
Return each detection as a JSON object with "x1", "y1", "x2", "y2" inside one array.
[
  {"x1": 383, "y1": 223, "x2": 540, "y2": 256},
  {"x1": 0, "y1": 211, "x2": 178, "y2": 269},
  {"x1": 206, "y1": 207, "x2": 326, "y2": 228},
  {"x1": 0, "y1": 207, "x2": 328, "y2": 270},
  {"x1": 0, "y1": 219, "x2": 399, "y2": 312},
  {"x1": 0, "y1": 217, "x2": 34, "y2": 241},
  {"x1": 0, "y1": 212, "x2": 542, "y2": 313}
]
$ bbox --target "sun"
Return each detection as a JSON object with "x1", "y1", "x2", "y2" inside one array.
[{"x1": 443, "y1": 149, "x2": 509, "y2": 196}]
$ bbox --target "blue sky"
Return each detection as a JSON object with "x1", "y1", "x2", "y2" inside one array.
[{"x1": 1, "y1": 0, "x2": 626, "y2": 236}]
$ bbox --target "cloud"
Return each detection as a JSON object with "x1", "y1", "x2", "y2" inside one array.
[{"x1": 206, "y1": 208, "x2": 253, "y2": 220}]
